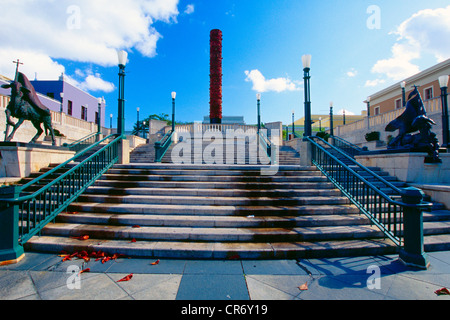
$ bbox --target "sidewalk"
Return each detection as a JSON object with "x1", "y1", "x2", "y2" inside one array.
[{"x1": 1, "y1": 250, "x2": 450, "y2": 300}]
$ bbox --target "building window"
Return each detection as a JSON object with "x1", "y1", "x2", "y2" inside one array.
[
  {"x1": 95, "y1": 112, "x2": 99, "y2": 125},
  {"x1": 374, "y1": 106, "x2": 380, "y2": 116},
  {"x1": 424, "y1": 87, "x2": 433, "y2": 100},
  {"x1": 47, "y1": 92, "x2": 54, "y2": 99},
  {"x1": 395, "y1": 98, "x2": 402, "y2": 109},
  {"x1": 67, "y1": 100, "x2": 73, "y2": 116},
  {"x1": 81, "y1": 106, "x2": 87, "y2": 121}
]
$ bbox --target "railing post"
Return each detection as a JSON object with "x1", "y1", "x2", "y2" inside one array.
[
  {"x1": 0, "y1": 186, "x2": 24, "y2": 265},
  {"x1": 154, "y1": 141, "x2": 162, "y2": 163},
  {"x1": 399, "y1": 187, "x2": 430, "y2": 269}
]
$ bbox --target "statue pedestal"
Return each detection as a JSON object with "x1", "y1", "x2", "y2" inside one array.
[
  {"x1": 0, "y1": 142, "x2": 75, "y2": 178},
  {"x1": 355, "y1": 151, "x2": 450, "y2": 185}
]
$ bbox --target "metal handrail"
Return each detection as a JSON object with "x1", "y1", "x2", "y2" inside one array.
[
  {"x1": 154, "y1": 130, "x2": 174, "y2": 163},
  {"x1": 312, "y1": 136, "x2": 403, "y2": 195},
  {"x1": 332, "y1": 136, "x2": 364, "y2": 158},
  {"x1": 20, "y1": 134, "x2": 116, "y2": 192},
  {"x1": 258, "y1": 131, "x2": 272, "y2": 159},
  {"x1": 2, "y1": 134, "x2": 121, "y2": 244},
  {"x1": 63, "y1": 132, "x2": 101, "y2": 153},
  {"x1": 306, "y1": 136, "x2": 432, "y2": 246}
]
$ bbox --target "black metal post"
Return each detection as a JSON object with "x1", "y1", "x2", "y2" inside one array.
[
  {"x1": 137, "y1": 108, "x2": 140, "y2": 137},
  {"x1": 330, "y1": 104, "x2": 334, "y2": 136},
  {"x1": 292, "y1": 112, "x2": 295, "y2": 139},
  {"x1": 257, "y1": 98, "x2": 261, "y2": 134},
  {"x1": 441, "y1": 85, "x2": 449, "y2": 148},
  {"x1": 303, "y1": 67, "x2": 312, "y2": 137},
  {"x1": 172, "y1": 98, "x2": 176, "y2": 133},
  {"x1": 399, "y1": 187, "x2": 429, "y2": 269},
  {"x1": 97, "y1": 102, "x2": 101, "y2": 134},
  {"x1": 117, "y1": 64, "x2": 126, "y2": 138},
  {"x1": 402, "y1": 87, "x2": 406, "y2": 107}
]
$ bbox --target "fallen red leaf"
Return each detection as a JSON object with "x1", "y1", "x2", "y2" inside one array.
[
  {"x1": 112, "y1": 253, "x2": 126, "y2": 260},
  {"x1": 62, "y1": 255, "x2": 72, "y2": 262},
  {"x1": 298, "y1": 282, "x2": 308, "y2": 291},
  {"x1": 130, "y1": 238, "x2": 136, "y2": 243},
  {"x1": 132, "y1": 225, "x2": 141, "y2": 228},
  {"x1": 79, "y1": 268, "x2": 90, "y2": 275},
  {"x1": 151, "y1": 259, "x2": 160, "y2": 265},
  {"x1": 435, "y1": 287, "x2": 450, "y2": 296},
  {"x1": 101, "y1": 256, "x2": 111, "y2": 264},
  {"x1": 67, "y1": 211, "x2": 78, "y2": 215},
  {"x1": 70, "y1": 235, "x2": 89, "y2": 240},
  {"x1": 117, "y1": 274, "x2": 133, "y2": 282},
  {"x1": 228, "y1": 254, "x2": 240, "y2": 260}
]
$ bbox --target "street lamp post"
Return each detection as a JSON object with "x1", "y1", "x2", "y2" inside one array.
[
  {"x1": 319, "y1": 117, "x2": 322, "y2": 132},
  {"x1": 137, "y1": 107, "x2": 140, "y2": 137},
  {"x1": 110, "y1": 114, "x2": 113, "y2": 130},
  {"x1": 302, "y1": 54, "x2": 312, "y2": 138},
  {"x1": 97, "y1": 98, "x2": 102, "y2": 134},
  {"x1": 401, "y1": 81, "x2": 407, "y2": 107},
  {"x1": 117, "y1": 50, "x2": 128, "y2": 138},
  {"x1": 256, "y1": 93, "x2": 261, "y2": 134},
  {"x1": 171, "y1": 92, "x2": 176, "y2": 132},
  {"x1": 439, "y1": 75, "x2": 449, "y2": 148},
  {"x1": 366, "y1": 97, "x2": 371, "y2": 129},
  {"x1": 329, "y1": 102, "x2": 334, "y2": 136},
  {"x1": 60, "y1": 92, "x2": 64, "y2": 114},
  {"x1": 292, "y1": 109, "x2": 295, "y2": 139},
  {"x1": 343, "y1": 109, "x2": 346, "y2": 125}
]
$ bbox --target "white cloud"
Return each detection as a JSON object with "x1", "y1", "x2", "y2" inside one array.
[
  {"x1": 0, "y1": 0, "x2": 180, "y2": 92},
  {"x1": 346, "y1": 68, "x2": 358, "y2": 77},
  {"x1": 370, "y1": 5, "x2": 450, "y2": 81},
  {"x1": 184, "y1": 4, "x2": 195, "y2": 15},
  {"x1": 244, "y1": 70, "x2": 300, "y2": 93},
  {"x1": 396, "y1": 5, "x2": 450, "y2": 62},
  {"x1": 365, "y1": 79, "x2": 386, "y2": 87}
]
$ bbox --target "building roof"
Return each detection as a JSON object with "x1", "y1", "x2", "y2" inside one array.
[{"x1": 366, "y1": 58, "x2": 450, "y2": 102}]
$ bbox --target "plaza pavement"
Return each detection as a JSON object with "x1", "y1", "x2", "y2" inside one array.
[{"x1": 1, "y1": 250, "x2": 450, "y2": 302}]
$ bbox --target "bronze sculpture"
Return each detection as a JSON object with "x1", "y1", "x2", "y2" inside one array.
[
  {"x1": 385, "y1": 86, "x2": 440, "y2": 162},
  {"x1": 1, "y1": 72, "x2": 56, "y2": 146}
]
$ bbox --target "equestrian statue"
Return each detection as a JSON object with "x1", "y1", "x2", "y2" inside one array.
[{"x1": 1, "y1": 71, "x2": 56, "y2": 146}]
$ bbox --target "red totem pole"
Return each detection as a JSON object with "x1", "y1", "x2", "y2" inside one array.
[{"x1": 210, "y1": 29, "x2": 223, "y2": 124}]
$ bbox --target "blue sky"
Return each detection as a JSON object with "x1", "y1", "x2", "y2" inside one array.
[{"x1": 1, "y1": 0, "x2": 449, "y2": 129}]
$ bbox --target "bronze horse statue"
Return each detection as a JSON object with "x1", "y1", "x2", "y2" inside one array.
[{"x1": 1, "y1": 72, "x2": 56, "y2": 145}]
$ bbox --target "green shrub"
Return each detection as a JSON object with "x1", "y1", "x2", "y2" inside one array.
[
  {"x1": 365, "y1": 131, "x2": 380, "y2": 142},
  {"x1": 316, "y1": 131, "x2": 330, "y2": 141}
]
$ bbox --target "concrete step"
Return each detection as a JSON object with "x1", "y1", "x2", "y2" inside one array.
[
  {"x1": 75, "y1": 194, "x2": 352, "y2": 206},
  {"x1": 55, "y1": 212, "x2": 372, "y2": 228},
  {"x1": 83, "y1": 186, "x2": 343, "y2": 197},
  {"x1": 24, "y1": 235, "x2": 400, "y2": 259},
  {"x1": 66, "y1": 202, "x2": 361, "y2": 216},
  {"x1": 38, "y1": 222, "x2": 387, "y2": 242}
]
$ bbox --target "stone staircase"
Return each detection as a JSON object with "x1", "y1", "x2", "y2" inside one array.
[
  {"x1": 130, "y1": 135, "x2": 300, "y2": 166},
  {"x1": 20, "y1": 137, "x2": 450, "y2": 260}
]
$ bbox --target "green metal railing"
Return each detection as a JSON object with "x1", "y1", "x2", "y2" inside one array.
[
  {"x1": 154, "y1": 130, "x2": 174, "y2": 163},
  {"x1": 63, "y1": 132, "x2": 101, "y2": 154},
  {"x1": 307, "y1": 136, "x2": 432, "y2": 246},
  {"x1": 332, "y1": 136, "x2": 365, "y2": 158},
  {"x1": 1, "y1": 134, "x2": 121, "y2": 246},
  {"x1": 258, "y1": 131, "x2": 274, "y2": 164}
]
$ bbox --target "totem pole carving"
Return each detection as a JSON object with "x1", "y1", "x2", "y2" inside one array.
[{"x1": 209, "y1": 29, "x2": 223, "y2": 124}]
